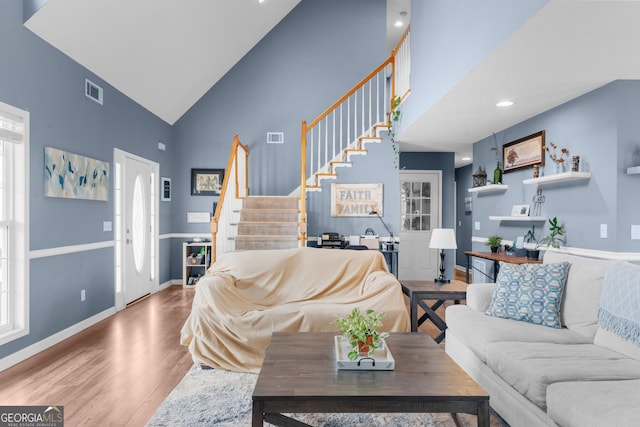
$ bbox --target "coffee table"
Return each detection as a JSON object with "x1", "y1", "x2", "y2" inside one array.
[
  {"x1": 401, "y1": 280, "x2": 467, "y2": 342},
  {"x1": 252, "y1": 332, "x2": 489, "y2": 426}
]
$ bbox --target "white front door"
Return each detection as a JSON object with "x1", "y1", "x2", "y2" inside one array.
[{"x1": 398, "y1": 171, "x2": 441, "y2": 280}]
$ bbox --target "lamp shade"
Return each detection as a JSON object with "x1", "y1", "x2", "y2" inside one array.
[{"x1": 429, "y1": 228, "x2": 457, "y2": 249}]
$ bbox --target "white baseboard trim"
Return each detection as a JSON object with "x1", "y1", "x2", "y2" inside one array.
[
  {"x1": 157, "y1": 279, "x2": 176, "y2": 291},
  {"x1": 0, "y1": 307, "x2": 116, "y2": 372}
]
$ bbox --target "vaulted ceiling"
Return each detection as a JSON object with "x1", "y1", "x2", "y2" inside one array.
[{"x1": 23, "y1": 1, "x2": 640, "y2": 166}]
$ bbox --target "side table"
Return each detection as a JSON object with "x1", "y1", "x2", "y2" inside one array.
[{"x1": 401, "y1": 280, "x2": 467, "y2": 343}]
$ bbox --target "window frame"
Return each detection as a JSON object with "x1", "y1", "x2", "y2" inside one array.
[{"x1": 0, "y1": 101, "x2": 29, "y2": 345}]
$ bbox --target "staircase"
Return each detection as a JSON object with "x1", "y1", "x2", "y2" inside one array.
[
  {"x1": 211, "y1": 29, "x2": 410, "y2": 261},
  {"x1": 234, "y1": 196, "x2": 299, "y2": 250}
]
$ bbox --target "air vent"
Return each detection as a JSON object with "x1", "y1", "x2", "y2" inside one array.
[
  {"x1": 267, "y1": 132, "x2": 284, "y2": 144},
  {"x1": 85, "y1": 79, "x2": 103, "y2": 105}
]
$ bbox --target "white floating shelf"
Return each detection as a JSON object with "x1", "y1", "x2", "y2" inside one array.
[
  {"x1": 523, "y1": 171, "x2": 591, "y2": 186},
  {"x1": 627, "y1": 166, "x2": 640, "y2": 175},
  {"x1": 468, "y1": 184, "x2": 508, "y2": 193},
  {"x1": 489, "y1": 216, "x2": 547, "y2": 222}
]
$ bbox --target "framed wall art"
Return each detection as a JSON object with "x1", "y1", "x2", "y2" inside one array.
[
  {"x1": 511, "y1": 204, "x2": 531, "y2": 217},
  {"x1": 503, "y1": 130, "x2": 545, "y2": 173},
  {"x1": 161, "y1": 177, "x2": 171, "y2": 201},
  {"x1": 191, "y1": 168, "x2": 224, "y2": 196},
  {"x1": 44, "y1": 147, "x2": 109, "y2": 201}
]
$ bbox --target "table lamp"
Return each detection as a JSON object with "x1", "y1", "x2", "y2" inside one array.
[{"x1": 429, "y1": 228, "x2": 457, "y2": 284}]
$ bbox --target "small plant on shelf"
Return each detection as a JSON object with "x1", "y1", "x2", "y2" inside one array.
[
  {"x1": 335, "y1": 307, "x2": 389, "y2": 361},
  {"x1": 486, "y1": 235, "x2": 502, "y2": 253},
  {"x1": 524, "y1": 217, "x2": 565, "y2": 259}
]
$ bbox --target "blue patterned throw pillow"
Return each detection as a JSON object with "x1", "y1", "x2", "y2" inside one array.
[{"x1": 486, "y1": 261, "x2": 570, "y2": 328}]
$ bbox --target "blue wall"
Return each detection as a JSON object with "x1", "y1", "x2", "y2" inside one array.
[
  {"x1": 455, "y1": 164, "x2": 473, "y2": 267},
  {"x1": 169, "y1": 0, "x2": 387, "y2": 276},
  {"x1": 400, "y1": 0, "x2": 547, "y2": 133},
  {"x1": 0, "y1": 0, "x2": 173, "y2": 358},
  {"x1": 469, "y1": 81, "x2": 640, "y2": 255}
]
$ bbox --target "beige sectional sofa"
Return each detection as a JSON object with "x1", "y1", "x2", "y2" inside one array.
[{"x1": 445, "y1": 252, "x2": 640, "y2": 427}]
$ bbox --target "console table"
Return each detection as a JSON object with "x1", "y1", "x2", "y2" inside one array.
[{"x1": 464, "y1": 251, "x2": 542, "y2": 283}]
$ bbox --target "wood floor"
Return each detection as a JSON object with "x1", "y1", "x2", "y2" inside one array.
[
  {"x1": 0, "y1": 285, "x2": 196, "y2": 427},
  {"x1": 0, "y1": 269, "x2": 468, "y2": 426}
]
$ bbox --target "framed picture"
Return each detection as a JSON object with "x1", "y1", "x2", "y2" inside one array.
[
  {"x1": 503, "y1": 130, "x2": 545, "y2": 173},
  {"x1": 161, "y1": 177, "x2": 171, "y2": 201},
  {"x1": 191, "y1": 168, "x2": 224, "y2": 196},
  {"x1": 511, "y1": 204, "x2": 530, "y2": 217}
]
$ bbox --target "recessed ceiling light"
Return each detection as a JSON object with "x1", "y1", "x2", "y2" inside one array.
[
  {"x1": 496, "y1": 100, "x2": 514, "y2": 107},
  {"x1": 395, "y1": 20, "x2": 404, "y2": 27},
  {"x1": 462, "y1": 157, "x2": 472, "y2": 161},
  {"x1": 258, "y1": 0, "x2": 265, "y2": 3}
]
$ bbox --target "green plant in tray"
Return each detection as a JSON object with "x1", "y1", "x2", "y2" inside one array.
[{"x1": 335, "y1": 307, "x2": 389, "y2": 361}]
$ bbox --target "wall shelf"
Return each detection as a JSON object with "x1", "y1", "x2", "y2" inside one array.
[
  {"x1": 489, "y1": 216, "x2": 547, "y2": 222},
  {"x1": 468, "y1": 184, "x2": 508, "y2": 194},
  {"x1": 522, "y1": 171, "x2": 591, "y2": 186},
  {"x1": 627, "y1": 166, "x2": 640, "y2": 175}
]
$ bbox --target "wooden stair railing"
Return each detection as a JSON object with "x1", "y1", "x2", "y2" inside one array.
[
  {"x1": 298, "y1": 28, "x2": 410, "y2": 246},
  {"x1": 210, "y1": 134, "x2": 249, "y2": 263}
]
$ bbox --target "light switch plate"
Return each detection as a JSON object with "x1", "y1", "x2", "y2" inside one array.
[
  {"x1": 103, "y1": 221, "x2": 112, "y2": 232},
  {"x1": 632, "y1": 225, "x2": 640, "y2": 240},
  {"x1": 600, "y1": 224, "x2": 607, "y2": 239},
  {"x1": 474, "y1": 221, "x2": 480, "y2": 231}
]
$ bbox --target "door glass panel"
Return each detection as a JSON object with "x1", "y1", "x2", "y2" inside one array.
[
  {"x1": 131, "y1": 174, "x2": 146, "y2": 273},
  {"x1": 400, "y1": 179, "x2": 433, "y2": 231}
]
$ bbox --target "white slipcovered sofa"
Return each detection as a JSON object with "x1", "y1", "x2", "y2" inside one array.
[{"x1": 445, "y1": 251, "x2": 640, "y2": 427}]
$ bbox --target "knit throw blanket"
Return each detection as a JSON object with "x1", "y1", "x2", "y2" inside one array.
[{"x1": 598, "y1": 262, "x2": 640, "y2": 345}]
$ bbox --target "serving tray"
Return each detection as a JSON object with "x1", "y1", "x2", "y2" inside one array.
[{"x1": 334, "y1": 335, "x2": 395, "y2": 370}]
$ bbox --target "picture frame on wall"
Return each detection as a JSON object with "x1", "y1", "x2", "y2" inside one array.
[
  {"x1": 161, "y1": 177, "x2": 171, "y2": 201},
  {"x1": 191, "y1": 168, "x2": 224, "y2": 196},
  {"x1": 503, "y1": 130, "x2": 545, "y2": 173}
]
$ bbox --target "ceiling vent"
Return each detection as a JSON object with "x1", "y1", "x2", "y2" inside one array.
[
  {"x1": 267, "y1": 132, "x2": 284, "y2": 144},
  {"x1": 85, "y1": 79, "x2": 103, "y2": 105}
]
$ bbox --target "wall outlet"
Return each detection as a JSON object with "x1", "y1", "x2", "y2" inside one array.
[
  {"x1": 81, "y1": 289, "x2": 86, "y2": 301},
  {"x1": 600, "y1": 224, "x2": 607, "y2": 239}
]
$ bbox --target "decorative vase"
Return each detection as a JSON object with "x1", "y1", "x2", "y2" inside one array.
[
  {"x1": 533, "y1": 164, "x2": 540, "y2": 178},
  {"x1": 490, "y1": 246, "x2": 499, "y2": 253},
  {"x1": 494, "y1": 162, "x2": 503, "y2": 184},
  {"x1": 554, "y1": 161, "x2": 564, "y2": 174},
  {"x1": 571, "y1": 156, "x2": 580, "y2": 172}
]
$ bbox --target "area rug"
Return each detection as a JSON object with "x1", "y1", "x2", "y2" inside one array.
[{"x1": 146, "y1": 365, "x2": 505, "y2": 426}]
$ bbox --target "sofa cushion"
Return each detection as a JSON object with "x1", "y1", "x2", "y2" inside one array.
[
  {"x1": 445, "y1": 304, "x2": 591, "y2": 363},
  {"x1": 594, "y1": 327, "x2": 640, "y2": 360},
  {"x1": 486, "y1": 342, "x2": 640, "y2": 410},
  {"x1": 486, "y1": 262, "x2": 569, "y2": 328},
  {"x1": 546, "y1": 379, "x2": 640, "y2": 427},
  {"x1": 543, "y1": 251, "x2": 616, "y2": 338}
]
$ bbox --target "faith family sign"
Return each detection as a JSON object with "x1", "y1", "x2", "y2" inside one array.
[{"x1": 330, "y1": 183, "x2": 383, "y2": 217}]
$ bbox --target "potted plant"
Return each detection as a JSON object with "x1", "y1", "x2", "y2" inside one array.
[
  {"x1": 335, "y1": 307, "x2": 389, "y2": 361},
  {"x1": 486, "y1": 235, "x2": 502, "y2": 253},
  {"x1": 524, "y1": 217, "x2": 565, "y2": 260}
]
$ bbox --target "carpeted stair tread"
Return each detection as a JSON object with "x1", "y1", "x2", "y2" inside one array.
[
  {"x1": 242, "y1": 196, "x2": 298, "y2": 210},
  {"x1": 234, "y1": 235, "x2": 299, "y2": 250},
  {"x1": 237, "y1": 221, "x2": 298, "y2": 236},
  {"x1": 240, "y1": 209, "x2": 298, "y2": 222}
]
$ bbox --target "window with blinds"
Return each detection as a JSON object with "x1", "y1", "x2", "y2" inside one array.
[{"x1": 0, "y1": 101, "x2": 29, "y2": 345}]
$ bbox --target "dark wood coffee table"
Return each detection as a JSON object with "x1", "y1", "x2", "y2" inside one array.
[{"x1": 252, "y1": 332, "x2": 489, "y2": 426}]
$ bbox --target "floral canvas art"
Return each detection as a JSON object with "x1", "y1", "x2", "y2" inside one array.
[{"x1": 44, "y1": 147, "x2": 109, "y2": 201}]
